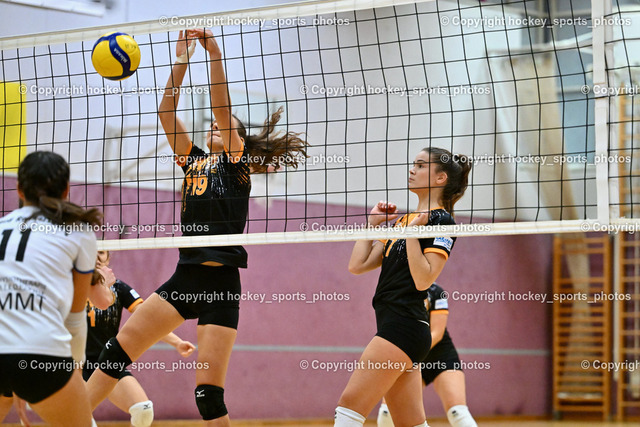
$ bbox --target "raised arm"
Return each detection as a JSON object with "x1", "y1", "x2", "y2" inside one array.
[
  {"x1": 158, "y1": 30, "x2": 197, "y2": 157},
  {"x1": 193, "y1": 28, "x2": 244, "y2": 162}
]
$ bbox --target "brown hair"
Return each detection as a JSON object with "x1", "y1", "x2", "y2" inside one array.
[
  {"x1": 424, "y1": 147, "x2": 471, "y2": 214},
  {"x1": 234, "y1": 107, "x2": 308, "y2": 173},
  {"x1": 91, "y1": 269, "x2": 105, "y2": 286},
  {"x1": 18, "y1": 151, "x2": 102, "y2": 227}
]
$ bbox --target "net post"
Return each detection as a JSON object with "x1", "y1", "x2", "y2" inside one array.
[{"x1": 592, "y1": 0, "x2": 613, "y2": 225}]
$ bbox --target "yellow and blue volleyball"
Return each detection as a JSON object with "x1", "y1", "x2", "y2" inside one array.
[{"x1": 91, "y1": 32, "x2": 140, "y2": 81}]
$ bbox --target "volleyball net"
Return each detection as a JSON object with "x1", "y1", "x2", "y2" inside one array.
[{"x1": 0, "y1": 0, "x2": 638, "y2": 250}]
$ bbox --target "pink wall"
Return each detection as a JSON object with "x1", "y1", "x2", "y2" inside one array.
[{"x1": 1, "y1": 178, "x2": 553, "y2": 422}]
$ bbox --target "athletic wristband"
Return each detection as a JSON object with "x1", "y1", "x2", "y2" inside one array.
[{"x1": 175, "y1": 39, "x2": 196, "y2": 64}]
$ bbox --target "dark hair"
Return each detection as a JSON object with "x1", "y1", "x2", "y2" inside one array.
[
  {"x1": 18, "y1": 151, "x2": 102, "y2": 227},
  {"x1": 423, "y1": 147, "x2": 471, "y2": 214},
  {"x1": 234, "y1": 107, "x2": 308, "y2": 173}
]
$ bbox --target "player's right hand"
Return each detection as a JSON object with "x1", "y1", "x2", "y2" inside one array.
[{"x1": 368, "y1": 201, "x2": 398, "y2": 226}]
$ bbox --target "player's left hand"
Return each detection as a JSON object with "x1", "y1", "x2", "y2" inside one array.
[
  {"x1": 176, "y1": 340, "x2": 196, "y2": 358},
  {"x1": 408, "y1": 211, "x2": 429, "y2": 227}
]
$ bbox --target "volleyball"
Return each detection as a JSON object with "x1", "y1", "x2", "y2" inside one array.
[{"x1": 91, "y1": 32, "x2": 140, "y2": 81}]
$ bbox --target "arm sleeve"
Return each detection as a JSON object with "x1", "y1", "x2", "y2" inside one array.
[
  {"x1": 430, "y1": 284, "x2": 449, "y2": 312},
  {"x1": 420, "y1": 212, "x2": 456, "y2": 260},
  {"x1": 73, "y1": 230, "x2": 97, "y2": 274},
  {"x1": 64, "y1": 310, "x2": 87, "y2": 363}
]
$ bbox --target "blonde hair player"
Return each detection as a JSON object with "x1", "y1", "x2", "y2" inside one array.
[
  {"x1": 335, "y1": 148, "x2": 471, "y2": 427},
  {"x1": 85, "y1": 251, "x2": 196, "y2": 427}
]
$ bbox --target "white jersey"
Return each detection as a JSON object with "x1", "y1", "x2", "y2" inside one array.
[{"x1": 0, "y1": 206, "x2": 97, "y2": 357}]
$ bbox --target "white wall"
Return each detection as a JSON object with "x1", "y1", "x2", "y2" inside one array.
[{"x1": 0, "y1": 0, "x2": 609, "y2": 224}]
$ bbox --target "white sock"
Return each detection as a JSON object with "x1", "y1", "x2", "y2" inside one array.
[
  {"x1": 413, "y1": 422, "x2": 429, "y2": 427},
  {"x1": 377, "y1": 403, "x2": 395, "y2": 427},
  {"x1": 91, "y1": 418, "x2": 98, "y2": 427},
  {"x1": 447, "y1": 405, "x2": 477, "y2": 427},
  {"x1": 335, "y1": 406, "x2": 366, "y2": 427}
]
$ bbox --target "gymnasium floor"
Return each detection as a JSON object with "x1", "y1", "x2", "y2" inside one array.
[{"x1": 3, "y1": 420, "x2": 638, "y2": 426}]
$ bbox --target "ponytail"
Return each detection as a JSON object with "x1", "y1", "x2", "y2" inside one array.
[
  {"x1": 424, "y1": 147, "x2": 471, "y2": 214},
  {"x1": 37, "y1": 196, "x2": 102, "y2": 227},
  {"x1": 18, "y1": 151, "x2": 102, "y2": 227}
]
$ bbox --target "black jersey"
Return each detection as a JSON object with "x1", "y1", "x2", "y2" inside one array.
[
  {"x1": 423, "y1": 283, "x2": 455, "y2": 358},
  {"x1": 85, "y1": 280, "x2": 142, "y2": 359},
  {"x1": 177, "y1": 143, "x2": 251, "y2": 268},
  {"x1": 373, "y1": 209, "x2": 456, "y2": 321}
]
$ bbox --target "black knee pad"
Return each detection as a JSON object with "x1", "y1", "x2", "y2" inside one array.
[
  {"x1": 194, "y1": 384, "x2": 227, "y2": 420},
  {"x1": 97, "y1": 337, "x2": 132, "y2": 379}
]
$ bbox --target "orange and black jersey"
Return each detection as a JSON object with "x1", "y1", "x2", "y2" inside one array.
[
  {"x1": 423, "y1": 283, "x2": 455, "y2": 359},
  {"x1": 373, "y1": 209, "x2": 456, "y2": 322},
  {"x1": 85, "y1": 280, "x2": 142, "y2": 359},
  {"x1": 177, "y1": 143, "x2": 251, "y2": 268}
]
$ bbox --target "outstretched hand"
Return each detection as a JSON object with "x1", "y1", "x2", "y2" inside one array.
[
  {"x1": 176, "y1": 30, "x2": 197, "y2": 63},
  {"x1": 189, "y1": 28, "x2": 220, "y2": 57}
]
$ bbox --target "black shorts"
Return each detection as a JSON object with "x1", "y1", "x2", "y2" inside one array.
[
  {"x1": 419, "y1": 340, "x2": 461, "y2": 385},
  {"x1": 156, "y1": 263, "x2": 241, "y2": 329},
  {"x1": 375, "y1": 307, "x2": 431, "y2": 363},
  {"x1": 0, "y1": 354, "x2": 75, "y2": 404},
  {"x1": 82, "y1": 358, "x2": 132, "y2": 382}
]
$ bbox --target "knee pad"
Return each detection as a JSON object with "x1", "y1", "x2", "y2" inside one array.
[
  {"x1": 447, "y1": 405, "x2": 477, "y2": 427},
  {"x1": 97, "y1": 337, "x2": 132, "y2": 379},
  {"x1": 377, "y1": 403, "x2": 395, "y2": 427},
  {"x1": 129, "y1": 400, "x2": 154, "y2": 427},
  {"x1": 194, "y1": 385, "x2": 227, "y2": 420},
  {"x1": 334, "y1": 406, "x2": 365, "y2": 427}
]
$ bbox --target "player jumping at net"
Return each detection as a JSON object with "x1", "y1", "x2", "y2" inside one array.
[
  {"x1": 335, "y1": 148, "x2": 471, "y2": 427},
  {"x1": 86, "y1": 28, "x2": 307, "y2": 426},
  {"x1": 377, "y1": 283, "x2": 478, "y2": 427},
  {"x1": 85, "y1": 251, "x2": 196, "y2": 427},
  {"x1": 0, "y1": 151, "x2": 101, "y2": 427}
]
